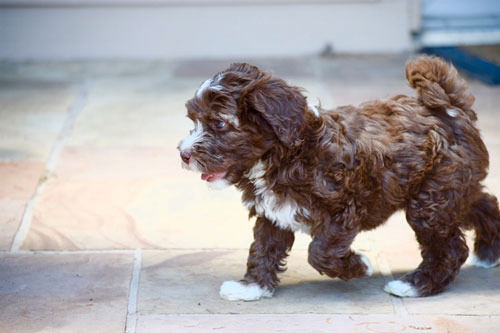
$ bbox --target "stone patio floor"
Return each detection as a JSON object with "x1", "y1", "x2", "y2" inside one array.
[{"x1": 0, "y1": 55, "x2": 499, "y2": 332}]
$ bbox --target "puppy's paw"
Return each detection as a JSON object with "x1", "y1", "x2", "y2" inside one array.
[
  {"x1": 219, "y1": 280, "x2": 273, "y2": 301},
  {"x1": 466, "y1": 253, "x2": 500, "y2": 268},
  {"x1": 383, "y1": 280, "x2": 419, "y2": 298},
  {"x1": 357, "y1": 252, "x2": 373, "y2": 277}
]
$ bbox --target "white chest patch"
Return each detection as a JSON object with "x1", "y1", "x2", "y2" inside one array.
[{"x1": 245, "y1": 161, "x2": 310, "y2": 234}]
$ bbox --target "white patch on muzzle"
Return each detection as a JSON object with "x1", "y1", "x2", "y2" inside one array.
[
  {"x1": 179, "y1": 120, "x2": 204, "y2": 172},
  {"x1": 180, "y1": 120, "x2": 204, "y2": 152}
]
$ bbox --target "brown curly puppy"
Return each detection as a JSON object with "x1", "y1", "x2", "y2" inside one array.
[{"x1": 178, "y1": 56, "x2": 500, "y2": 301}]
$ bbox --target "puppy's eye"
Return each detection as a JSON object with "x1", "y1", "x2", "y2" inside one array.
[{"x1": 214, "y1": 120, "x2": 226, "y2": 130}]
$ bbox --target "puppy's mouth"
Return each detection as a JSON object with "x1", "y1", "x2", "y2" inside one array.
[{"x1": 201, "y1": 171, "x2": 227, "y2": 182}]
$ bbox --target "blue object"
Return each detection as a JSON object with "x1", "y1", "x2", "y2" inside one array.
[{"x1": 422, "y1": 47, "x2": 500, "y2": 85}]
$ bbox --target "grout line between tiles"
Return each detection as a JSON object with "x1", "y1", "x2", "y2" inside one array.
[
  {"x1": 45, "y1": 81, "x2": 91, "y2": 172},
  {"x1": 8, "y1": 180, "x2": 48, "y2": 253},
  {"x1": 135, "y1": 313, "x2": 500, "y2": 321},
  {"x1": 125, "y1": 249, "x2": 142, "y2": 333},
  {"x1": 9, "y1": 81, "x2": 90, "y2": 253}
]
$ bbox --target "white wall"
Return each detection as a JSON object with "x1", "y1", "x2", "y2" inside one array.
[{"x1": 0, "y1": 0, "x2": 418, "y2": 60}]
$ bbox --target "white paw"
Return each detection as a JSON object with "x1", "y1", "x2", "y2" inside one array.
[
  {"x1": 384, "y1": 280, "x2": 419, "y2": 298},
  {"x1": 356, "y1": 252, "x2": 373, "y2": 276},
  {"x1": 219, "y1": 280, "x2": 273, "y2": 301},
  {"x1": 466, "y1": 253, "x2": 500, "y2": 268}
]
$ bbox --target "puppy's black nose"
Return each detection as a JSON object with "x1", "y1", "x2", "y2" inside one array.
[{"x1": 181, "y1": 150, "x2": 192, "y2": 163}]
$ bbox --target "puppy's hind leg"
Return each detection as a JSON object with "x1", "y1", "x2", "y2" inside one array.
[
  {"x1": 466, "y1": 192, "x2": 500, "y2": 268},
  {"x1": 385, "y1": 189, "x2": 469, "y2": 297},
  {"x1": 219, "y1": 217, "x2": 294, "y2": 301}
]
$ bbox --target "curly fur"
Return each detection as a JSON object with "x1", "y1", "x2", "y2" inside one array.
[{"x1": 178, "y1": 55, "x2": 500, "y2": 299}]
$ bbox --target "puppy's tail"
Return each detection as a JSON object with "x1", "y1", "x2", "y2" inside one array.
[{"x1": 406, "y1": 55, "x2": 477, "y2": 121}]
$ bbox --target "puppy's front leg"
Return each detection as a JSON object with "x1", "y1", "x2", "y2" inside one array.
[
  {"x1": 308, "y1": 210, "x2": 373, "y2": 281},
  {"x1": 219, "y1": 216, "x2": 294, "y2": 301}
]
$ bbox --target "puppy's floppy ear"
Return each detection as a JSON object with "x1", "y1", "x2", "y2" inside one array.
[{"x1": 238, "y1": 73, "x2": 307, "y2": 148}]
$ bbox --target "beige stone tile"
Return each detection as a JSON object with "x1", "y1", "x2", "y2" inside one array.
[
  {"x1": 0, "y1": 253, "x2": 133, "y2": 333},
  {"x1": 0, "y1": 200, "x2": 25, "y2": 250},
  {"x1": 53, "y1": 146, "x2": 177, "y2": 180},
  {"x1": 22, "y1": 147, "x2": 176, "y2": 250},
  {"x1": 0, "y1": 80, "x2": 76, "y2": 161},
  {"x1": 22, "y1": 178, "x2": 157, "y2": 250},
  {"x1": 0, "y1": 162, "x2": 44, "y2": 200},
  {"x1": 22, "y1": 147, "x2": 252, "y2": 250},
  {"x1": 23, "y1": 146, "x2": 315, "y2": 250},
  {"x1": 430, "y1": 315, "x2": 500, "y2": 333},
  {"x1": 67, "y1": 78, "x2": 197, "y2": 148},
  {"x1": 136, "y1": 314, "x2": 500, "y2": 333},
  {"x1": 138, "y1": 250, "x2": 392, "y2": 315},
  {"x1": 483, "y1": 177, "x2": 500, "y2": 197},
  {"x1": 0, "y1": 162, "x2": 45, "y2": 250},
  {"x1": 483, "y1": 143, "x2": 500, "y2": 178},
  {"x1": 22, "y1": 177, "x2": 255, "y2": 250},
  {"x1": 370, "y1": 212, "x2": 422, "y2": 274},
  {"x1": 67, "y1": 96, "x2": 187, "y2": 148},
  {"x1": 127, "y1": 178, "x2": 311, "y2": 250},
  {"x1": 126, "y1": 179, "x2": 254, "y2": 249}
]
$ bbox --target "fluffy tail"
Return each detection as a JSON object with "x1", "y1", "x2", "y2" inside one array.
[{"x1": 406, "y1": 55, "x2": 477, "y2": 121}]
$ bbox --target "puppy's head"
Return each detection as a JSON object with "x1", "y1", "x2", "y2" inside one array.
[{"x1": 178, "y1": 63, "x2": 307, "y2": 189}]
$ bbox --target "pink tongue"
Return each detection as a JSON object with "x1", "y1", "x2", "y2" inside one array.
[{"x1": 201, "y1": 172, "x2": 226, "y2": 182}]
